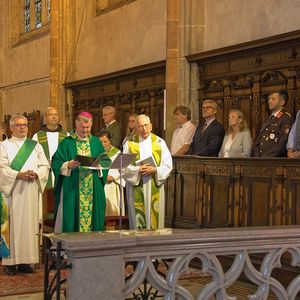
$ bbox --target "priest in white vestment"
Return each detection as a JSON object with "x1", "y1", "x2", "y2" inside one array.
[
  {"x1": 0, "y1": 114, "x2": 49, "y2": 275},
  {"x1": 123, "y1": 114, "x2": 172, "y2": 230},
  {"x1": 32, "y1": 107, "x2": 68, "y2": 225},
  {"x1": 32, "y1": 106, "x2": 69, "y2": 187}
]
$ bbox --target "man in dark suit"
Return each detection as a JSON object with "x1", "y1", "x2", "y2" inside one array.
[
  {"x1": 101, "y1": 105, "x2": 122, "y2": 148},
  {"x1": 187, "y1": 99, "x2": 225, "y2": 156},
  {"x1": 252, "y1": 91, "x2": 292, "y2": 157}
]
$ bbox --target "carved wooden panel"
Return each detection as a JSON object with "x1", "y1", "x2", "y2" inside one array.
[
  {"x1": 187, "y1": 31, "x2": 300, "y2": 140},
  {"x1": 240, "y1": 166, "x2": 274, "y2": 226},
  {"x1": 67, "y1": 62, "x2": 165, "y2": 139},
  {"x1": 168, "y1": 157, "x2": 300, "y2": 230},
  {"x1": 285, "y1": 166, "x2": 300, "y2": 224},
  {"x1": 204, "y1": 162, "x2": 234, "y2": 227},
  {"x1": 165, "y1": 158, "x2": 204, "y2": 228}
]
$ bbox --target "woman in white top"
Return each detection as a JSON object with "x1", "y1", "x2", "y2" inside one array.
[
  {"x1": 219, "y1": 109, "x2": 252, "y2": 158},
  {"x1": 99, "y1": 131, "x2": 125, "y2": 216}
]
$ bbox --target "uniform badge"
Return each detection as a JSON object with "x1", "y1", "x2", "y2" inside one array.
[
  {"x1": 285, "y1": 125, "x2": 290, "y2": 134},
  {"x1": 270, "y1": 133, "x2": 275, "y2": 139}
]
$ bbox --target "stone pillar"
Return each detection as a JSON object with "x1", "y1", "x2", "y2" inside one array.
[
  {"x1": 50, "y1": 0, "x2": 60, "y2": 110},
  {"x1": 165, "y1": 0, "x2": 179, "y2": 145},
  {"x1": 50, "y1": 0, "x2": 76, "y2": 130},
  {"x1": 165, "y1": 0, "x2": 205, "y2": 145}
]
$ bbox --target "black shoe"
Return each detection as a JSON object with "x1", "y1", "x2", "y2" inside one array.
[
  {"x1": 4, "y1": 265, "x2": 17, "y2": 276},
  {"x1": 17, "y1": 264, "x2": 36, "y2": 274}
]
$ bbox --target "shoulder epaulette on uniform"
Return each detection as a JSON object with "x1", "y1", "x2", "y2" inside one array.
[{"x1": 284, "y1": 112, "x2": 292, "y2": 117}]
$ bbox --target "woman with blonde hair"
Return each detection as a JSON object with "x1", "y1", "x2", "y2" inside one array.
[
  {"x1": 122, "y1": 113, "x2": 138, "y2": 145},
  {"x1": 219, "y1": 109, "x2": 252, "y2": 157}
]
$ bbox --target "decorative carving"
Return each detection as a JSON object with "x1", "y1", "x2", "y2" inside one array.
[
  {"x1": 255, "y1": 56, "x2": 262, "y2": 65},
  {"x1": 177, "y1": 164, "x2": 203, "y2": 174},
  {"x1": 168, "y1": 157, "x2": 300, "y2": 229},
  {"x1": 243, "y1": 166, "x2": 272, "y2": 177},
  {"x1": 123, "y1": 246, "x2": 300, "y2": 299},
  {"x1": 207, "y1": 165, "x2": 231, "y2": 176},
  {"x1": 230, "y1": 75, "x2": 254, "y2": 89},
  {"x1": 132, "y1": 78, "x2": 137, "y2": 88},
  {"x1": 288, "y1": 48, "x2": 298, "y2": 60},
  {"x1": 189, "y1": 32, "x2": 300, "y2": 140},
  {"x1": 286, "y1": 167, "x2": 300, "y2": 178},
  {"x1": 261, "y1": 70, "x2": 287, "y2": 84}
]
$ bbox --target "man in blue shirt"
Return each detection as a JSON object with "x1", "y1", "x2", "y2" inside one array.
[{"x1": 287, "y1": 110, "x2": 300, "y2": 158}]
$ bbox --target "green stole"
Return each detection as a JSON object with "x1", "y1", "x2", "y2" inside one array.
[
  {"x1": 75, "y1": 136, "x2": 94, "y2": 232},
  {"x1": 107, "y1": 146, "x2": 120, "y2": 158},
  {"x1": 0, "y1": 139, "x2": 37, "y2": 257},
  {"x1": 128, "y1": 133, "x2": 162, "y2": 229},
  {"x1": 37, "y1": 130, "x2": 67, "y2": 187}
]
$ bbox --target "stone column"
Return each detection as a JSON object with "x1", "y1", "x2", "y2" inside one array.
[
  {"x1": 165, "y1": 0, "x2": 205, "y2": 145},
  {"x1": 165, "y1": 0, "x2": 179, "y2": 145},
  {"x1": 50, "y1": 0, "x2": 60, "y2": 110},
  {"x1": 50, "y1": 0, "x2": 76, "y2": 130}
]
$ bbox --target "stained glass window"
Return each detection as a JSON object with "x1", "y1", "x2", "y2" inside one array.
[
  {"x1": 35, "y1": 0, "x2": 42, "y2": 29},
  {"x1": 23, "y1": 0, "x2": 50, "y2": 33},
  {"x1": 47, "y1": 0, "x2": 51, "y2": 22},
  {"x1": 24, "y1": 0, "x2": 31, "y2": 32}
]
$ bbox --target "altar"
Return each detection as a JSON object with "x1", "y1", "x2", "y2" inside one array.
[{"x1": 44, "y1": 227, "x2": 300, "y2": 299}]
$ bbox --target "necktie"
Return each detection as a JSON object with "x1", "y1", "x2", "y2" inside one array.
[{"x1": 201, "y1": 123, "x2": 207, "y2": 134}]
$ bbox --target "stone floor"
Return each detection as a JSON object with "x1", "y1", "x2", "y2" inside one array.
[{"x1": 0, "y1": 275, "x2": 284, "y2": 299}]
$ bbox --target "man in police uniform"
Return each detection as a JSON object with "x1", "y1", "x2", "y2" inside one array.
[{"x1": 252, "y1": 91, "x2": 293, "y2": 157}]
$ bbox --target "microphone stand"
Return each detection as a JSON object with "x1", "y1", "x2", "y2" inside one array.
[{"x1": 119, "y1": 152, "x2": 123, "y2": 231}]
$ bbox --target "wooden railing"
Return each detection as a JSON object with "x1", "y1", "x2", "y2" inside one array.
[{"x1": 165, "y1": 156, "x2": 300, "y2": 229}]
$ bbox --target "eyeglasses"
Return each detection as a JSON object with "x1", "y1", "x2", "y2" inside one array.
[
  {"x1": 14, "y1": 123, "x2": 29, "y2": 128},
  {"x1": 201, "y1": 106, "x2": 215, "y2": 110},
  {"x1": 103, "y1": 112, "x2": 113, "y2": 117},
  {"x1": 138, "y1": 123, "x2": 151, "y2": 129}
]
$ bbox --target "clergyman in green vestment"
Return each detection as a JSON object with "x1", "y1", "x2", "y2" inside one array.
[{"x1": 52, "y1": 112, "x2": 109, "y2": 233}]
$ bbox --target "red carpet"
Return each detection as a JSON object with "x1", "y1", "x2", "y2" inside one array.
[
  {"x1": 0, "y1": 264, "x2": 45, "y2": 296},
  {"x1": 0, "y1": 261, "x2": 202, "y2": 297}
]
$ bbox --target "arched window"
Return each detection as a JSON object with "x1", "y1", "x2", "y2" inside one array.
[{"x1": 23, "y1": 0, "x2": 50, "y2": 33}]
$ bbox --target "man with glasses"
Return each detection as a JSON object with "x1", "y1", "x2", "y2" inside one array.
[
  {"x1": 123, "y1": 114, "x2": 172, "y2": 230},
  {"x1": 0, "y1": 114, "x2": 49, "y2": 275},
  {"x1": 101, "y1": 105, "x2": 122, "y2": 148},
  {"x1": 188, "y1": 99, "x2": 225, "y2": 156}
]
